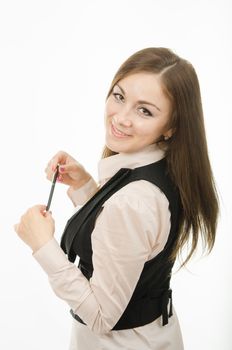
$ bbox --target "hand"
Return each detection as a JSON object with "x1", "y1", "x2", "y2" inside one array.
[
  {"x1": 14, "y1": 205, "x2": 55, "y2": 253},
  {"x1": 45, "y1": 151, "x2": 92, "y2": 190}
]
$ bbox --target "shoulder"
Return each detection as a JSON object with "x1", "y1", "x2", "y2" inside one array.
[
  {"x1": 94, "y1": 180, "x2": 171, "y2": 256},
  {"x1": 103, "y1": 180, "x2": 169, "y2": 212}
]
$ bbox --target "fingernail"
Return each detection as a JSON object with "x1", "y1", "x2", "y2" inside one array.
[
  {"x1": 58, "y1": 174, "x2": 63, "y2": 182},
  {"x1": 59, "y1": 166, "x2": 65, "y2": 172}
]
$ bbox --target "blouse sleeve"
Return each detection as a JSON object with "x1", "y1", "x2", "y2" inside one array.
[
  {"x1": 33, "y1": 181, "x2": 170, "y2": 335},
  {"x1": 67, "y1": 177, "x2": 99, "y2": 206}
]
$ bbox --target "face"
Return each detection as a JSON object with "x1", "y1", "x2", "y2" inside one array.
[{"x1": 104, "y1": 72, "x2": 173, "y2": 153}]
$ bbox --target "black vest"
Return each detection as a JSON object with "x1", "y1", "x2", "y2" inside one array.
[{"x1": 60, "y1": 157, "x2": 182, "y2": 329}]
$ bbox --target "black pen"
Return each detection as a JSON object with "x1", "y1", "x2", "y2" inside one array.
[{"x1": 46, "y1": 164, "x2": 59, "y2": 211}]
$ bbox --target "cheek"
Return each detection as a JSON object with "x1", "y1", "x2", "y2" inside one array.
[
  {"x1": 133, "y1": 120, "x2": 152, "y2": 134},
  {"x1": 104, "y1": 102, "x2": 114, "y2": 128},
  {"x1": 105, "y1": 98, "x2": 120, "y2": 117},
  {"x1": 134, "y1": 120, "x2": 163, "y2": 138}
]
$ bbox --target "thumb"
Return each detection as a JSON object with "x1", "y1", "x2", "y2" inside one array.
[
  {"x1": 43, "y1": 210, "x2": 52, "y2": 217},
  {"x1": 59, "y1": 163, "x2": 78, "y2": 173},
  {"x1": 43, "y1": 211, "x2": 54, "y2": 223}
]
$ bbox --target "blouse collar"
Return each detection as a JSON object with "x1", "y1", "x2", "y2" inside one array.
[{"x1": 98, "y1": 143, "x2": 166, "y2": 186}]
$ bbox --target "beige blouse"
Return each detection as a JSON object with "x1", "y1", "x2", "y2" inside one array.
[{"x1": 33, "y1": 143, "x2": 184, "y2": 350}]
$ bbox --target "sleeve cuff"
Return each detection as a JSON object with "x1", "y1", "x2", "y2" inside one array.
[
  {"x1": 67, "y1": 178, "x2": 98, "y2": 206},
  {"x1": 33, "y1": 238, "x2": 70, "y2": 275}
]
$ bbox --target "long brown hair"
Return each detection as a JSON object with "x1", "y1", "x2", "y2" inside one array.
[{"x1": 102, "y1": 47, "x2": 219, "y2": 266}]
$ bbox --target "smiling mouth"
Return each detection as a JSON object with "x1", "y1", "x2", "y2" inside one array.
[{"x1": 111, "y1": 123, "x2": 131, "y2": 138}]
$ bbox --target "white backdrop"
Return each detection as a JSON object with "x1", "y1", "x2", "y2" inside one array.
[{"x1": 0, "y1": 0, "x2": 231, "y2": 349}]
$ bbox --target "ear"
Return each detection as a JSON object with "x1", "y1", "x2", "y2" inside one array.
[{"x1": 163, "y1": 127, "x2": 175, "y2": 139}]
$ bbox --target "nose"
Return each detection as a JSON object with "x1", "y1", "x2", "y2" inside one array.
[{"x1": 113, "y1": 110, "x2": 133, "y2": 128}]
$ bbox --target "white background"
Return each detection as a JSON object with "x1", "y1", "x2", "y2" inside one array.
[{"x1": 0, "y1": 0, "x2": 231, "y2": 349}]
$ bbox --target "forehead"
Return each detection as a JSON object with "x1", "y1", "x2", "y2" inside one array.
[{"x1": 116, "y1": 72, "x2": 171, "y2": 113}]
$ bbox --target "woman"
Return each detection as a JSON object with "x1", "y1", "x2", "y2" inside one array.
[{"x1": 14, "y1": 47, "x2": 219, "y2": 349}]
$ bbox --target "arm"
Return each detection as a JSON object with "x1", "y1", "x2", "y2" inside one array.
[
  {"x1": 33, "y1": 181, "x2": 171, "y2": 334},
  {"x1": 67, "y1": 177, "x2": 99, "y2": 207}
]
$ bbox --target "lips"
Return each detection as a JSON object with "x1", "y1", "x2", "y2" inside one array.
[{"x1": 111, "y1": 123, "x2": 130, "y2": 138}]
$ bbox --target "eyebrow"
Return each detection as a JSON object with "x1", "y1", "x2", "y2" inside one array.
[{"x1": 115, "y1": 84, "x2": 161, "y2": 112}]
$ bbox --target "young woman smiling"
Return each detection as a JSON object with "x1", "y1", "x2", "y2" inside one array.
[{"x1": 15, "y1": 47, "x2": 219, "y2": 350}]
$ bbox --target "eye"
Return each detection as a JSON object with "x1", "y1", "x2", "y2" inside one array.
[
  {"x1": 112, "y1": 92, "x2": 124, "y2": 102},
  {"x1": 138, "y1": 107, "x2": 153, "y2": 117}
]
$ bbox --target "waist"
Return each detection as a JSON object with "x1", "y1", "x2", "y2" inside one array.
[{"x1": 70, "y1": 288, "x2": 173, "y2": 330}]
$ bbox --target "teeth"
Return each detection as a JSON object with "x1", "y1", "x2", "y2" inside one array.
[
  {"x1": 115, "y1": 128, "x2": 126, "y2": 135},
  {"x1": 113, "y1": 124, "x2": 128, "y2": 136}
]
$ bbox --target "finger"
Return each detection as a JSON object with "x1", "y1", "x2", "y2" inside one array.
[
  {"x1": 50, "y1": 151, "x2": 68, "y2": 171},
  {"x1": 38, "y1": 204, "x2": 47, "y2": 213},
  {"x1": 38, "y1": 205, "x2": 53, "y2": 217},
  {"x1": 57, "y1": 174, "x2": 63, "y2": 182},
  {"x1": 44, "y1": 163, "x2": 55, "y2": 183},
  {"x1": 28, "y1": 204, "x2": 46, "y2": 216},
  {"x1": 59, "y1": 163, "x2": 78, "y2": 174},
  {"x1": 14, "y1": 224, "x2": 19, "y2": 232},
  {"x1": 46, "y1": 170, "x2": 53, "y2": 181},
  {"x1": 45, "y1": 156, "x2": 60, "y2": 173},
  {"x1": 45, "y1": 162, "x2": 53, "y2": 174},
  {"x1": 44, "y1": 210, "x2": 52, "y2": 217}
]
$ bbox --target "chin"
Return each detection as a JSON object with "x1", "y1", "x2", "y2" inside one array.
[
  {"x1": 105, "y1": 132, "x2": 133, "y2": 154},
  {"x1": 108, "y1": 145, "x2": 135, "y2": 154},
  {"x1": 105, "y1": 142, "x2": 121, "y2": 153}
]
